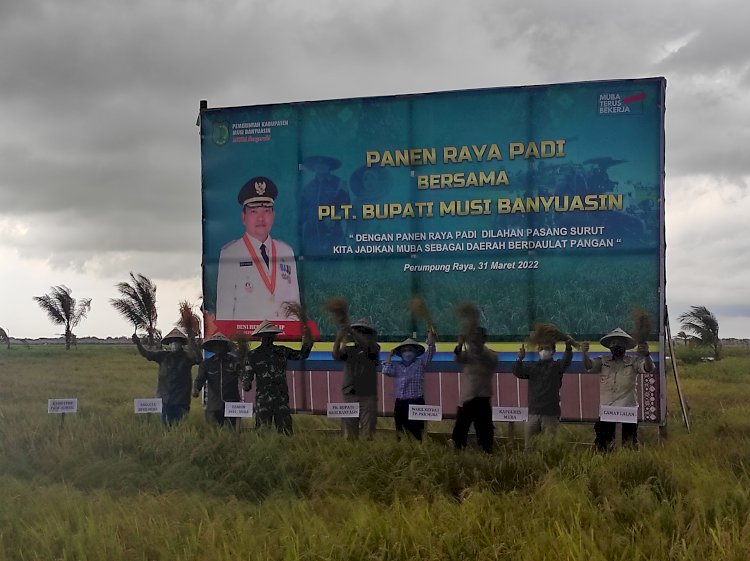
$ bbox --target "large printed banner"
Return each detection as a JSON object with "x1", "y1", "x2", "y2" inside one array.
[
  {"x1": 199, "y1": 78, "x2": 666, "y2": 423},
  {"x1": 200, "y1": 79, "x2": 665, "y2": 342}
]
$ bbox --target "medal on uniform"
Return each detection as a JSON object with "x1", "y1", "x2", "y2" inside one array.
[{"x1": 242, "y1": 235, "x2": 277, "y2": 296}]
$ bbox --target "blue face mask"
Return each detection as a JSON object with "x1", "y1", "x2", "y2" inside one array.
[{"x1": 401, "y1": 351, "x2": 417, "y2": 364}]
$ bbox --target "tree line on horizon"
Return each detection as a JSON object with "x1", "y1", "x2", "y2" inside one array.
[
  {"x1": 0, "y1": 274, "x2": 199, "y2": 351},
  {"x1": 0, "y1": 276, "x2": 727, "y2": 359}
]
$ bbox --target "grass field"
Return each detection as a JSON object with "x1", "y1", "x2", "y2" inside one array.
[{"x1": 0, "y1": 345, "x2": 749, "y2": 560}]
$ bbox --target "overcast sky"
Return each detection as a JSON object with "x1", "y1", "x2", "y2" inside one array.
[{"x1": 1, "y1": 0, "x2": 748, "y2": 339}]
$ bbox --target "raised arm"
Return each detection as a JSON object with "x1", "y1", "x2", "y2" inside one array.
[
  {"x1": 187, "y1": 337, "x2": 202, "y2": 365},
  {"x1": 560, "y1": 341, "x2": 573, "y2": 371},
  {"x1": 332, "y1": 327, "x2": 348, "y2": 361},
  {"x1": 636, "y1": 342, "x2": 654, "y2": 373},
  {"x1": 513, "y1": 344, "x2": 529, "y2": 379},
  {"x1": 381, "y1": 349, "x2": 397, "y2": 377},
  {"x1": 132, "y1": 333, "x2": 159, "y2": 362},
  {"x1": 421, "y1": 329, "x2": 437, "y2": 365},
  {"x1": 580, "y1": 342, "x2": 602, "y2": 373}
]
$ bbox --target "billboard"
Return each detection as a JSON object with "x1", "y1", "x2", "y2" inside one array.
[{"x1": 199, "y1": 77, "x2": 666, "y2": 422}]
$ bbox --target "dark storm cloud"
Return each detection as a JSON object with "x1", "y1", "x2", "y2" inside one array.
[
  {"x1": 1, "y1": 0, "x2": 750, "y2": 338},
  {"x1": 658, "y1": 15, "x2": 750, "y2": 77}
]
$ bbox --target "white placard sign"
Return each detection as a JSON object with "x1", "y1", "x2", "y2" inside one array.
[
  {"x1": 492, "y1": 407, "x2": 529, "y2": 422},
  {"x1": 224, "y1": 402, "x2": 254, "y2": 418},
  {"x1": 408, "y1": 404, "x2": 442, "y2": 421},
  {"x1": 134, "y1": 398, "x2": 163, "y2": 414},
  {"x1": 327, "y1": 402, "x2": 360, "y2": 418},
  {"x1": 599, "y1": 405, "x2": 638, "y2": 423},
  {"x1": 48, "y1": 399, "x2": 78, "y2": 414}
]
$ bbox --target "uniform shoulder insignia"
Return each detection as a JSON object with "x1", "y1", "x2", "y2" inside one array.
[{"x1": 221, "y1": 238, "x2": 243, "y2": 251}]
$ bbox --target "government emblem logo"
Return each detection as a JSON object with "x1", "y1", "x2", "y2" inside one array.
[{"x1": 213, "y1": 121, "x2": 229, "y2": 146}]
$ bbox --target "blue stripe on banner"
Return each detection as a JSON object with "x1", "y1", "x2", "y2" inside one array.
[{"x1": 287, "y1": 355, "x2": 660, "y2": 373}]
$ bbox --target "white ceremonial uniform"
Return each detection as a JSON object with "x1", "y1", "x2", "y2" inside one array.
[{"x1": 216, "y1": 233, "x2": 300, "y2": 320}]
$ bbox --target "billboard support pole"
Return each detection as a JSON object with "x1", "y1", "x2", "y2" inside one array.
[{"x1": 664, "y1": 306, "x2": 690, "y2": 435}]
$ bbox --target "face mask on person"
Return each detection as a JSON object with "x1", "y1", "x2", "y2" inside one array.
[
  {"x1": 538, "y1": 349, "x2": 554, "y2": 361},
  {"x1": 169, "y1": 342, "x2": 183, "y2": 352},
  {"x1": 401, "y1": 351, "x2": 417, "y2": 364}
]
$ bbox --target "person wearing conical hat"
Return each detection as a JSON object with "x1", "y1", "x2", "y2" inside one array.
[
  {"x1": 210, "y1": 176, "x2": 300, "y2": 326},
  {"x1": 581, "y1": 328, "x2": 654, "y2": 451},
  {"x1": 381, "y1": 328, "x2": 437, "y2": 441},
  {"x1": 132, "y1": 328, "x2": 201, "y2": 425},
  {"x1": 332, "y1": 318, "x2": 381, "y2": 440},
  {"x1": 192, "y1": 332, "x2": 242, "y2": 427},
  {"x1": 242, "y1": 319, "x2": 313, "y2": 434}
]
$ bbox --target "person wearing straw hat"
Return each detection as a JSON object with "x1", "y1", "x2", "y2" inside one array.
[
  {"x1": 132, "y1": 328, "x2": 201, "y2": 425},
  {"x1": 332, "y1": 318, "x2": 381, "y2": 440},
  {"x1": 213, "y1": 176, "x2": 300, "y2": 324},
  {"x1": 513, "y1": 338, "x2": 573, "y2": 448},
  {"x1": 382, "y1": 328, "x2": 437, "y2": 441},
  {"x1": 192, "y1": 332, "x2": 242, "y2": 427},
  {"x1": 242, "y1": 320, "x2": 313, "y2": 434},
  {"x1": 581, "y1": 328, "x2": 654, "y2": 451}
]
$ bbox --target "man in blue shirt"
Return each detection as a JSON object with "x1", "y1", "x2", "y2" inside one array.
[{"x1": 382, "y1": 328, "x2": 437, "y2": 441}]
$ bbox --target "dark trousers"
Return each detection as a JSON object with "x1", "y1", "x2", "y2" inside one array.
[
  {"x1": 594, "y1": 421, "x2": 638, "y2": 451},
  {"x1": 451, "y1": 396, "x2": 494, "y2": 453},
  {"x1": 256, "y1": 404, "x2": 293, "y2": 434},
  {"x1": 161, "y1": 403, "x2": 189, "y2": 426},
  {"x1": 205, "y1": 410, "x2": 239, "y2": 428},
  {"x1": 394, "y1": 397, "x2": 425, "y2": 441}
]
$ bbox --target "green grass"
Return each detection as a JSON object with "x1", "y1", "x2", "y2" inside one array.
[{"x1": 0, "y1": 345, "x2": 749, "y2": 560}]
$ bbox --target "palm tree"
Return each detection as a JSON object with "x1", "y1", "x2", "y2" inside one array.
[
  {"x1": 110, "y1": 273, "x2": 159, "y2": 346},
  {"x1": 33, "y1": 286, "x2": 92, "y2": 350},
  {"x1": 679, "y1": 305, "x2": 721, "y2": 359},
  {"x1": 676, "y1": 330, "x2": 690, "y2": 346},
  {"x1": 0, "y1": 327, "x2": 9, "y2": 349}
]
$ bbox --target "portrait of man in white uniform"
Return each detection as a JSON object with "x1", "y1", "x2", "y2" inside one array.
[{"x1": 215, "y1": 176, "x2": 300, "y2": 321}]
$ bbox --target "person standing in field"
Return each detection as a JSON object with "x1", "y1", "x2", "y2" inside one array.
[
  {"x1": 513, "y1": 339, "x2": 573, "y2": 448},
  {"x1": 332, "y1": 319, "x2": 381, "y2": 440},
  {"x1": 581, "y1": 328, "x2": 654, "y2": 451},
  {"x1": 381, "y1": 328, "x2": 437, "y2": 441},
  {"x1": 451, "y1": 326, "x2": 498, "y2": 453},
  {"x1": 192, "y1": 332, "x2": 242, "y2": 428},
  {"x1": 132, "y1": 328, "x2": 200, "y2": 426},
  {"x1": 242, "y1": 320, "x2": 313, "y2": 434}
]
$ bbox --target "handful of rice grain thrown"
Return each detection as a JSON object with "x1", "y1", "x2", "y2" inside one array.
[
  {"x1": 409, "y1": 295, "x2": 435, "y2": 332},
  {"x1": 455, "y1": 301, "x2": 480, "y2": 334},
  {"x1": 323, "y1": 297, "x2": 350, "y2": 328},
  {"x1": 631, "y1": 307, "x2": 652, "y2": 344},
  {"x1": 529, "y1": 322, "x2": 579, "y2": 348}
]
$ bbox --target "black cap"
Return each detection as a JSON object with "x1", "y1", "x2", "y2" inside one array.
[{"x1": 238, "y1": 176, "x2": 278, "y2": 208}]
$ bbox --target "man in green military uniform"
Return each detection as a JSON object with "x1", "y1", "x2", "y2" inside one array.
[
  {"x1": 242, "y1": 320, "x2": 313, "y2": 433},
  {"x1": 193, "y1": 332, "x2": 243, "y2": 427},
  {"x1": 132, "y1": 327, "x2": 201, "y2": 426}
]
